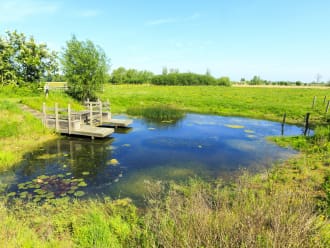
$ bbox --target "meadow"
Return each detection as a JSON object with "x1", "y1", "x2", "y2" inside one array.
[{"x1": 0, "y1": 84, "x2": 329, "y2": 247}]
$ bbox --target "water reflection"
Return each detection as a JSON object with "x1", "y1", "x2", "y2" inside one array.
[{"x1": 1, "y1": 114, "x2": 304, "y2": 202}]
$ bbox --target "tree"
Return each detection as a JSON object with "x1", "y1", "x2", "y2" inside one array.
[
  {"x1": 62, "y1": 36, "x2": 109, "y2": 101},
  {"x1": 0, "y1": 30, "x2": 58, "y2": 86}
]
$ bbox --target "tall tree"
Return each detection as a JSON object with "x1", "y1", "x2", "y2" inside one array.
[
  {"x1": 0, "y1": 31, "x2": 58, "y2": 85},
  {"x1": 62, "y1": 36, "x2": 109, "y2": 101}
]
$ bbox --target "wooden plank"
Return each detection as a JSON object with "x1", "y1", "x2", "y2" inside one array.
[{"x1": 102, "y1": 118, "x2": 133, "y2": 127}]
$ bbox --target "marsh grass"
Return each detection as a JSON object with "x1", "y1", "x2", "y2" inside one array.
[
  {"x1": 143, "y1": 177, "x2": 327, "y2": 248},
  {"x1": 127, "y1": 105, "x2": 185, "y2": 122}
]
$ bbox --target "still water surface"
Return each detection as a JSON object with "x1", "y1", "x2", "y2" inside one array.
[{"x1": 1, "y1": 114, "x2": 304, "y2": 202}]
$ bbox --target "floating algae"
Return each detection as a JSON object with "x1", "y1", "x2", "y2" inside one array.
[{"x1": 225, "y1": 124, "x2": 245, "y2": 129}]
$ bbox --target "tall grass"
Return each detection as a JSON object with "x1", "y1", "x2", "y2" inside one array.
[
  {"x1": 127, "y1": 105, "x2": 185, "y2": 122},
  {"x1": 143, "y1": 177, "x2": 327, "y2": 248}
]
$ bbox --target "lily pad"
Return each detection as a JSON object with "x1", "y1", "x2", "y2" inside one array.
[
  {"x1": 82, "y1": 171, "x2": 90, "y2": 176},
  {"x1": 74, "y1": 191, "x2": 85, "y2": 197},
  {"x1": 78, "y1": 181, "x2": 87, "y2": 187},
  {"x1": 244, "y1": 129, "x2": 255, "y2": 133},
  {"x1": 7, "y1": 192, "x2": 16, "y2": 197},
  {"x1": 108, "y1": 159, "x2": 119, "y2": 166}
]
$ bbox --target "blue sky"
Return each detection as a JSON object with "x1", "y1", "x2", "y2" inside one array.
[{"x1": 1, "y1": 0, "x2": 329, "y2": 82}]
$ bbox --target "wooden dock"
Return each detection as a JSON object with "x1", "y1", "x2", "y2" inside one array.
[{"x1": 42, "y1": 100, "x2": 132, "y2": 139}]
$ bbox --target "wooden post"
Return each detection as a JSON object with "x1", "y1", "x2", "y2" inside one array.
[
  {"x1": 68, "y1": 104, "x2": 71, "y2": 134},
  {"x1": 323, "y1": 96, "x2": 327, "y2": 105},
  {"x1": 99, "y1": 99, "x2": 103, "y2": 125},
  {"x1": 312, "y1": 96, "x2": 316, "y2": 109},
  {"x1": 42, "y1": 102, "x2": 47, "y2": 126},
  {"x1": 281, "y1": 112, "x2": 286, "y2": 136},
  {"x1": 326, "y1": 100, "x2": 330, "y2": 114},
  {"x1": 55, "y1": 103, "x2": 59, "y2": 132},
  {"x1": 304, "y1": 113, "x2": 310, "y2": 136},
  {"x1": 89, "y1": 104, "x2": 93, "y2": 126},
  {"x1": 107, "y1": 99, "x2": 111, "y2": 120}
]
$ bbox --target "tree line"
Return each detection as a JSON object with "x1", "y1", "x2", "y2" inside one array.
[
  {"x1": 110, "y1": 67, "x2": 232, "y2": 86},
  {"x1": 1, "y1": 30, "x2": 328, "y2": 101}
]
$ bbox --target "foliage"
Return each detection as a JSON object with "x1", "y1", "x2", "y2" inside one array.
[
  {"x1": 62, "y1": 35, "x2": 109, "y2": 101},
  {"x1": 151, "y1": 72, "x2": 219, "y2": 85},
  {"x1": 0, "y1": 30, "x2": 58, "y2": 86},
  {"x1": 110, "y1": 67, "x2": 154, "y2": 84}
]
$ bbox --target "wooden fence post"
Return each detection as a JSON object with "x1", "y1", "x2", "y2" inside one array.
[
  {"x1": 326, "y1": 100, "x2": 330, "y2": 115},
  {"x1": 304, "y1": 113, "x2": 310, "y2": 136},
  {"x1": 55, "y1": 103, "x2": 59, "y2": 132},
  {"x1": 312, "y1": 96, "x2": 316, "y2": 109},
  {"x1": 323, "y1": 96, "x2": 327, "y2": 105},
  {"x1": 281, "y1": 112, "x2": 286, "y2": 135},
  {"x1": 68, "y1": 104, "x2": 71, "y2": 134}
]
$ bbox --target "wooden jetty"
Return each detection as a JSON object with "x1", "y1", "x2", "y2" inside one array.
[{"x1": 42, "y1": 100, "x2": 132, "y2": 139}]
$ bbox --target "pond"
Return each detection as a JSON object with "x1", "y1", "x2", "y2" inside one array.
[{"x1": 0, "y1": 113, "x2": 305, "y2": 203}]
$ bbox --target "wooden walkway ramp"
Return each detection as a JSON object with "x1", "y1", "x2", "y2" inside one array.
[{"x1": 41, "y1": 100, "x2": 132, "y2": 139}]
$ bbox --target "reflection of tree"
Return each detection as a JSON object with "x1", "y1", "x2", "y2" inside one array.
[{"x1": 19, "y1": 137, "x2": 115, "y2": 180}]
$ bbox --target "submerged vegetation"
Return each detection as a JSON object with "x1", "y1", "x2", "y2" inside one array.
[{"x1": 0, "y1": 84, "x2": 330, "y2": 247}]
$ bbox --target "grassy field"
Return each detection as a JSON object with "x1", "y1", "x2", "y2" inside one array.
[
  {"x1": 0, "y1": 84, "x2": 330, "y2": 247},
  {"x1": 101, "y1": 84, "x2": 329, "y2": 124}
]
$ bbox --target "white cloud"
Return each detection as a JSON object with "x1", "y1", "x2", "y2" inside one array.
[{"x1": 0, "y1": 0, "x2": 60, "y2": 23}]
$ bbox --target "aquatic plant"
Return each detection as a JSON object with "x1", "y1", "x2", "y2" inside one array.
[
  {"x1": 7, "y1": 174, "x2": 88, "y2": 203},
  {"x1": 127, "y1": 105, "x2": 185, "y2": 122}
]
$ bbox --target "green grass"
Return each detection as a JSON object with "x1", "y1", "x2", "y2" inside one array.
[
  {"x1": 100, "y1": 84, "x2": 329, "y2": 125},
  {"x1": 0, "y1": 84, "x2": 330, "y2": 247}
]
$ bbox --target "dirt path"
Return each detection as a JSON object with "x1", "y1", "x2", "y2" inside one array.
[{"x1": 19, "y1": 104, "x2": 43, "y2": 120}]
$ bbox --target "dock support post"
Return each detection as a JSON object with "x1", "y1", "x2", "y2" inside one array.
[
  {"x1": 89, "y1": 104, "x2": 93, "y2": 126},
  {"x1": 55, "y1": 103, "x2": 59, "y2": 132},
  {"x1": 68, "y1": 104, "x2": 71, "y2": 134},
  {"x1": 107, "y1": 99, "x2": 111, "y2": 120},
  {"x1": 42, "y1": 102, "x2": 47, "y2": 126},
  {"x1": 99, "y1": 99, "x2": 103, "y2": 125},
  {"x1": 304, "y1": 113, "x2": 310, "y2": 136}
]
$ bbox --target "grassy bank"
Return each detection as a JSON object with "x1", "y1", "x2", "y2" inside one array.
[
  {"x1": 0, "y1": 85, "x2": 330, "y2": 247},
  {"x1": 0, "y1": 89, "x2": 83, "y2": 171}
]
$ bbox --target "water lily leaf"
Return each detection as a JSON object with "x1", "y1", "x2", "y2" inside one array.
[
  {"x1": 82, "y1": 171, "x2": 90, "y2": 176},
  {"x1": 74, "y1": 191, "x2": 85, "y2": 197},
  {"x1": 78, "y1": 181, "x2": 87, "y2": 187},
  {"x1": 114, "y1": 178, "x2": 119, "y2": 183},
  {"x1": 244, "y1": 129, "x2": 255, "y2": 133},
  {"x1": 7, "y1": 192, "x2": 16, "y2": 197},
  {"x1": 108, "y1": 158, "x2": 119, "y2": 166},
  {"x1": 66, "y1": 172, "x2": 72, "y2": 176},
  {"x1": 122, "y1": 144, "x2": 131, "y2": 147}
]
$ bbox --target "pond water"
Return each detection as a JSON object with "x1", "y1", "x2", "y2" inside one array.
[{"x1": 0, "y1": 113, "x2": 304, "y2": 203}]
